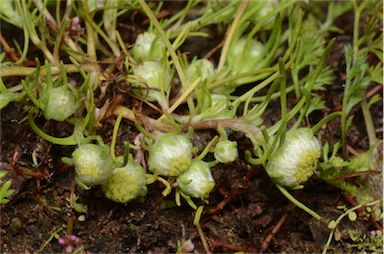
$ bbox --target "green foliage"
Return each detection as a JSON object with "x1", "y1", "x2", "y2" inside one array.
[{"x1": 0, "y1": 170, "x2": 14, "y2": 205}]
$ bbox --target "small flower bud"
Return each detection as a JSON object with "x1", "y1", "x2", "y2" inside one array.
[
  {"x1": 102, "y1": 160, "x2": 147, "y2": 203},
  {"x1": 214, "y1": 140, "x2": 238, "y2": 163},
  {"x1": 45, "y1": 87, "x2": 78, "y2": 121},
  {"x1": 177, "y1": 161, "x2": 215, "y2": 199},
  {"x1": 148, "y1": 134, "x2": 193, "y2": 176},
  {"x1": 131, "y1": 32, "x2": 166, "y2": 62},
  {"x1": 266, "y1": 128, "x2": 321, "y2": 189},
  {"x1": 72, "y1": 144, "x2": 113, "y2": 186}
]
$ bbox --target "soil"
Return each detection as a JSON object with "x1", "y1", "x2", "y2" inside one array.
[{"x1": 0, "y1": 2, "x2": 383, "y2": 254}]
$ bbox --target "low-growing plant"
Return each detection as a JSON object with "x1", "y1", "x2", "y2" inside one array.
[{"x1": 0, "y1": 0, "x2": 382, "y2": 252}]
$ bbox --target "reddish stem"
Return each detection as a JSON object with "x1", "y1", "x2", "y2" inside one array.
[{"x1": 258, "y1": 209, "x2": 290, "y2": 253}]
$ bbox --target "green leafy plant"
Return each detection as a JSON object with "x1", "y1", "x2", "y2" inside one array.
[
  {"x1": 0, "y1": 170, "x2": 14, "y2": 205},
  {"x1": 0, "y1": 0, "x2": 382, "y2": 252}
]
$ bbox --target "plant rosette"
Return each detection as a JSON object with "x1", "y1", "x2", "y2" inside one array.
[
  {"x1": 266, "y1": 128, "x2": 321, "y2": 189},
  {"x1": 148, "y1": 133, "x2": 193, "y2": 177},
  {"x1": 177, "y1": 160, "x2": 215, "y2": 199},
  {"x1": 72, "y1": 144, "x2": 113, "y2": 187},
  {"x1": 102, "y1": 160, "x2": 147, "y2": 203}
]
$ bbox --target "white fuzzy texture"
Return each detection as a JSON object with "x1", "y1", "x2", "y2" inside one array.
[
  {"x1": 72, "y1": 144, "x2": 113, "y2": 186},
  {"x1": 177, "y1": 161, "x2": 215, "y2": 198},
  {"x1": 102, "y1": 161, "x2": 147, "y2": 203},
  {"x1": 266, "y1": 128, "x2": 321, "y2": 189},
  {"x1": 133, "y1": 61, "x2": 171, "y2": 108},
  {"x1": 46, "y1": 87, "x2": 77, "y2": 121},
  {"x1": 148, "y1": 134, "x2": 193, "y2": 176},
  {"x1": 214, "y1": 140, "x2": 238, "y2": 163},
  {"x1": 132, "y1": 32, "x2": 165, "y2": 62}
]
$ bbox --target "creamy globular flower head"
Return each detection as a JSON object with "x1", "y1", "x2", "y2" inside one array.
[
  {"x1": 72, "y1": 144, "x2": 113, "y2": 186},
  {"x1": 214, "y1": 140, "x2": 238, "y2": 163},
  {"x1": 185, "y1": 59, "x2": 215, "y2": 85},
  {"x1": 266, "y1": 128, "x2": 321, "y2": 189},
  {"x1": 148, "y1": 134, "x2": 193, "y2": 176},
  {"x1": 102, "y1": 160, "x2": 147, "y2": 203},
  {"x1": 45, "y1": 87, "x2": 78, "y2": 121},
  {"x1": 133, "y1": 61, "x2": 172, "y2": 108},
  {"x1": 227, "y1": 38, "x2": 264, "y2": 74},
  {"x1": 131, "y1": 32, "x2": 166, "y2": 62},
  {"x1": 177, "y1": 161, "x2": 215, "y2": 199}
]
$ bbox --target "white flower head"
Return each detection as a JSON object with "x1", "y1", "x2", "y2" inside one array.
[
  {"x1": 214, "y1": 140, "x2": 238, "y2": 163},
  {"x1": 45, "y1": 87, "x2": 78, "y2": 121},
  {"x1": 102, "y1": 160, "x2": 147, "y2": 203},
  {"x1": 148, "y1": 134, "x2": 193, "y2": 176},
  {"x1": 177, "y1": 160, "x2": 215, "y2": 199},
  {"x1": 72, "y1": 144, "x2": 113, "y2": 186},
  {"x1": 266, "y1": 128, "x2": 321, "y2": 189}
]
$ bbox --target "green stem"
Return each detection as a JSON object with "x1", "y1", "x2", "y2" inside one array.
[
  {"x1": 138, "y1": 0, "x2": 185, "y2": 86},
  {"x1": 209, "y1": 66, "x2": 276, "y2": 90},
  {"x1": 351, "y1": 1, "x2": 377, "y2": 148},
  {"x1": 361, "y1": 99, "x2": 377, "y2": 146},
  {"x1": 110, "y1": 113, "x2": 123, "y2": 160},
  {"x1": 81, "y1": 1, "x2": 120, "y2": 57},
  {"x1": 28, "y1": 114, "x2": 77, "y2": 145},
  {"x1": 217, "y1": 0, "x2": 248, "y2": 71},
  {"x1": 193, "y1": 206, "x2": 204, "y2": 225},
  {"x1": 157, "y1": 176, "x2": 172, "y2": 197},
  {"x1": 233, "y1": 71, "x2": 279, "y2": 106},
  {"x1": 0, "y1": 64, "x2": 97, "y2": 77},
  {"x1": 352, "y1": 0, "x2": 360, "y2": 64},
  {"x1": 37, "y1": 226, "x2": 64, "y2": 253},
  {"x1": 322, "y1": 200, "x2": 381, "y2": 254},
  {"x1": 160, "y1": 77, "x2": 201, "y2": 120},
  {"x1": 16, "y1": 27, "x2": 30, "y2": 65},
  {"x1": 312, "y1": 112, "x2": 343, "y2": 134},
  {"x1": 194, "y1": 136, "x2": 218, "y2": 162},
  {"x1": 269, "y1": 97, "x2": 306, "y2": 135},
  {"x1": 276, "y1": 184, "x2": 321, "y2": 220},
  {"x1": 138, "y1": 0, "x2": 195, "y2": 114}
]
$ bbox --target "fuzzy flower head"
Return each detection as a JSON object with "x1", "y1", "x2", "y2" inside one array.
[
  {"x1": 148, "y1": 134, "x2": 193, "y2": 176},
  {"x1": 131, "y1": 32, "x2": 166, "y2": 63},
  {"x1": 72, "y1": 144, "x2": 113, "y2": 186},
  {"x1": 102, "y1": 160, "x2": 147, "y2": 203},
  {"x1": 214, "y1": 140, "x2": 238, "y2": 164},
  {"x1": 177, "y1": 160, "x2": 215, "y2": 199},
  {"x1": 266, "y1": 128, "x2": 321, "y2": 189},
  {"x1": 45, "y1": 86, "x2": 78, "y2": 121},
  {"x1": 185, "y1": 59, "x2": 215, "y2": 85},
  {"x1": 227, "y1": 37, "x2": 264, "y2": 75},
  {"x1": 133, "y1": 61, "x2": 172, "y2": 109}
]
